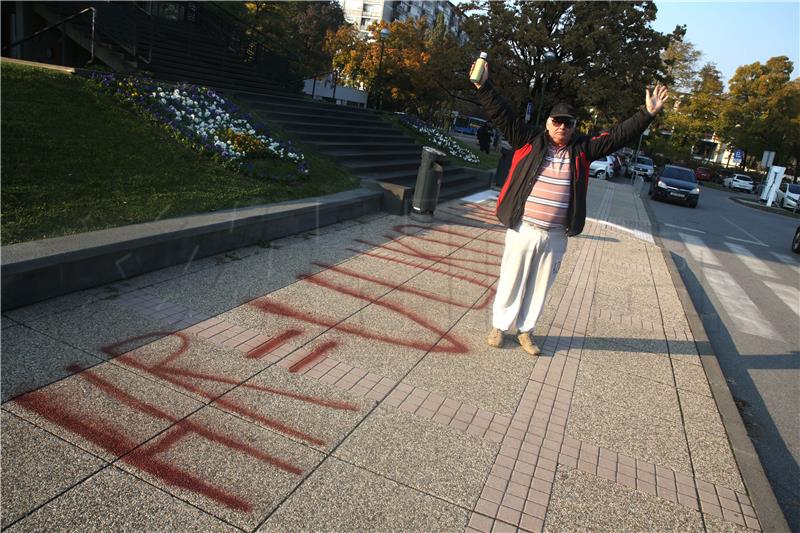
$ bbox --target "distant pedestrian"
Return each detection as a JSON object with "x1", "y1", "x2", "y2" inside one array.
[
  {"x1": 472, "y1": 59, "x2": 668, "y2": 355},
  {"x1": 477, "y1": 122, "x2": 491, "y2": 154}
]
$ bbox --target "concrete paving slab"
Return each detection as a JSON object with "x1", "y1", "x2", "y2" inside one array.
[
  {"x1": 109, "y1": 331, "x2": 275, "y2": 402},
  {"x1": 567, "y1": 393, "x2": 692, "y2": 474},
  {"x1": 6, "y1": 466, "x2": 240, "y2": 532},
  {"x1": 686, "y1": 426, "x2": 747, "y2": 493},
  {"x1": 679, "y1": 388, "x2": 727, "y2": 436},
  {"x1": 673, "y1": 359, "x2": 713, "y2": 396},
  {"x1": 1, "y1": 324, "x2": 104, "y2": 402},
  {"x1": 259, "y1": 457, "x2": 469, "y2": 533},
  {"x1": 0, "y1": 410, "x2": 106, "y2": 528},
  {"x1": 573, "y1": 359, "x2": 682, "y2": 425},
  {"x1": 5, "y1": 362, "x2": 203, "y2": 461},
  {"x1": 214, "y1": 364, "x2": 373, "y2": 452},
  {"x1": 544, "y1": 466, "x2": 704, "y2": 533},
  {"x1": 313, "y1": 326, "x2": 429, "y2": 382},
  {"x1": 579, "y1": 347, "x2": 674, "y2": 388},
  {"x1": 334, "y1": 406, "x2": 497, "y2": 508},
  {"x1": 404, "y1": 312, "x2": 535, "y2": 414},
  {"x1": 3, "y1": 285, "x2": 116, "y2": 323},
  {"x1": 116, "y1": 405, "x2": 325, "y2": 530},
  {"x1": 585, "y1": 319, "x2": 671, "y2": 355},
  {"x1": 25, "y1": 299, "x2": 164, "y2": 361}
]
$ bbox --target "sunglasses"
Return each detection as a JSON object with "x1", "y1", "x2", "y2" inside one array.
[{"x1": 551, "y1": 117, "x2": 575, "y2": 128}]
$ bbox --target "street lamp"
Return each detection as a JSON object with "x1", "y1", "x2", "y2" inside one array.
[
  {"x1": 534, "y1": 51, "x2": 557, "y2": 128},
  {"x1": 376, "y1": 27, "x2": 391, "y2": 110}
]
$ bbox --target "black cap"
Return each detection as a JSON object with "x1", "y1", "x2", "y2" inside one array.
[{"x1": 549, "y1": 102, "x2": 576, "y2": 120}]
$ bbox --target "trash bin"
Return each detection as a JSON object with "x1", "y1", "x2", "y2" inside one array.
[
  {"x1": 411, "y1": 146, "x2": 447, "y2": 219},
  {"x1": 494, "y1": 145, "x2": 513, "y2": 188}
]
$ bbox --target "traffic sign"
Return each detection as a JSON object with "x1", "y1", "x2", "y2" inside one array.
[{"x1": 733, "y1": 149, "x2": 744, "y2": 162}]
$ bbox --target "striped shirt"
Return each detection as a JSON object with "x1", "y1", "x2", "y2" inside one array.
[{"x1": 522, "y1": 143, "x2": 571, "y2": 229}]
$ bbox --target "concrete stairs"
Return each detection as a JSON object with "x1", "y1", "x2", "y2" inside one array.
[{"x1": 35, "y1": 1, "x2": 492, "y2": 214}]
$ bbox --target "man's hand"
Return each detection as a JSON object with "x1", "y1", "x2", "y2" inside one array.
[
  {"x1": 646, "y1": 82, "x2": 669, "y2": 116},
  {"x1": 471, "y1": 61, "x2": 489, "y2": 89}
]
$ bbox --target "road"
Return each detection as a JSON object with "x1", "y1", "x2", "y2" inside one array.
[{"x1": 639, "y1": 179, "x2": 800, "y2": 531}]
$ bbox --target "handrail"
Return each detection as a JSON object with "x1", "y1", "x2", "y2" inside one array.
[{"x1": 2, "y1": 7, "x2": 96, "y2": 63}]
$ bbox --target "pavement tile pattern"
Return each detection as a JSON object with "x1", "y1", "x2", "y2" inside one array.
[{"x1": 1, "y1": 182, "x2": 760, "y2": 532}]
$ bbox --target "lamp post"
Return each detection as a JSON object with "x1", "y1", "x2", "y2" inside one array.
[
  {"x1": 534, "y1": 51, "x2": 557, "y2": 128},
  {"x1": 376, "y1": 27, "x2": 390, "y2": 110}
]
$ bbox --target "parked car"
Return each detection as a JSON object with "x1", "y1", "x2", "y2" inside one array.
[
  {"x1": 631, "y1": 156, "x2": 655, "y2": 181},
  {"x1": 694, "y1": 166, "x2": 714, "y2": 182},
  {"x1": 727, "y1": 174, "x2": 754, "y2": 192},
  {"x1": 589, "y1": 155, "x2": 616, "y2": 179},
  {"x1": 649, "y1": 165, "x2": 700, "y2": 208},
  {"x1": 715, "y1": 169, "x2": 733, "y2": 185},
  {"x1": 775, "y1": 182, "x2": 800, "y2": 210},
  {"x1": 793, "y1": 225, "x2": 800, "y2": 254}
]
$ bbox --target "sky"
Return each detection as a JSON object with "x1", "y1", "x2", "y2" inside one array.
[{"x1": 651, "y1": 1, "x2": 799, "y2": 89}]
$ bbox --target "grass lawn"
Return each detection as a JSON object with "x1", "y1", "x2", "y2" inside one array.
[
  {"x1": 1, "y1": 62, "x2": 359, "y2": 245},
  {"x1": 380, "y1": 113, "x2": 500, "y2": 171}
]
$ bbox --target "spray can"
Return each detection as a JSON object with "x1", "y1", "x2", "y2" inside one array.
[{"x1": 469, "y1": 52, "x2": 488, "y2": 84}]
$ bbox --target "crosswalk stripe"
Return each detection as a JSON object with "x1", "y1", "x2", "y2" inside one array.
[
  {"x1": 679, "y1": 233, "x2": 721, "y2": 266},
  {"x1": 723, "y1": 242, "x2": 779, "y2": 279},
  {"x1": 703, "y1": 268, "x2": 782, "y2": 340},
  {"x1": 665, "y1": 223, "x2": 705, "y2": 234},
  {"x1": 769, "y1": 252, "x2": 800, "y2": 277},
  {"x1": 763, "y1": 280, "x2": 800, "y2": 318}
]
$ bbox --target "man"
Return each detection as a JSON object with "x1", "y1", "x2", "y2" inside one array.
[{"x1": 472, "y1": 61, "x2": 668, "y2": 355}]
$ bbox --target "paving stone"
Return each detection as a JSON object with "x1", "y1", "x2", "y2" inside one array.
[
  {"x1": 6, "y1": 466, "x2": 239, "y2": 532},
  {"x1": 543, "y1": 467, "x2": 704, "y2": 533},
  {"x1": 258, "y1": 457, "x2": 468, "y2": 533},
  {"x1": 703, "y1": 512, "x2": 761, "y2": 533},
  {"x1": 334, "y1": 406, "x2": 497, "y2": 508},
  {"x1": 0, "y1": 410, "x2": 106, "y2": 528}
]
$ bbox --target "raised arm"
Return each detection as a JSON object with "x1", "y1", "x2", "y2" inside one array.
[
  {"x1": 472, "y1": 62, "x2": 538, "y2": 149},
  {"x1": 586, "y1": 83, "x2": 670, "y2": 161}
]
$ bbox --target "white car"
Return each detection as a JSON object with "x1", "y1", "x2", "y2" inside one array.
[
  {"x1": 775, "y1": 182, "x2": 800, "y2": 209},
  {"x1": 726, "y1": 174, "x2": 754, "y2": 192},
  {"x1": 630, "y1": 156, "x2": 654, "y2": 181},
  {"x1": 589, "y1": 156, "x2": 615, "y2": 179}
]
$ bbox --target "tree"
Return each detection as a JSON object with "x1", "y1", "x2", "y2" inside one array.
[
  {"x1": 457, "y1": 1, "x2": 674, "y2": 130},
  {"x1": 661, "y1": 32, "x2": 701, "y2": 93},
  {"x1": 718, "y1": 56, "x2": 800, "y2": 172},
  {"x1": 660, "y1": 62, "x2": 724, "y2": 158},
  {"x1": 220, "y1": 1, "x2": 347, "y2": 81}
]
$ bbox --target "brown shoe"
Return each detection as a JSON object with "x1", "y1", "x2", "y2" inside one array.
[
  {"x1": 517, "y1": 332, "x2": 541, "y2": 356},
  {"x1": 487, "y1": 328, "x2": 504, "y2": 348}
]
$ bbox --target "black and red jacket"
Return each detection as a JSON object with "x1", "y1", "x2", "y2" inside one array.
[{"x1": 477, "y1": 79, "x2": 655, "y2": 236}]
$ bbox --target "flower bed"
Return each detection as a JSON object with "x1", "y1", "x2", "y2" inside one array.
[
  {"x1": 91, "y1": 73, "x2": 308, "y2": 180},
  {"x1": 395, "y1": 113, "x2": 480, "y2": 164}
]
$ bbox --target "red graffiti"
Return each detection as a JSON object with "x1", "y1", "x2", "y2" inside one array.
[
  {"x1": 247, "y1": 329, "x2": 302, "y2": 359},
  {"x1": 310, "y1": 262, "x2": 494, "y2": 310},
  {"x1": 288, "y1": 341, "x2": 338, "y2": 373}
]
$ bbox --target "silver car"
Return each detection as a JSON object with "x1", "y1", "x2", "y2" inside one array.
[
  {"x1": 631, "y1": 156, "x2": 654, "y2": 181},
  {"x1": 589, "y1": 156, "x2": 615, "y2": 179}
]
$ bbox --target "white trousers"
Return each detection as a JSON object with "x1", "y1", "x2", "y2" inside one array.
[{"x1": 492, "y1": 222, "x2": 568, "y2": 333}]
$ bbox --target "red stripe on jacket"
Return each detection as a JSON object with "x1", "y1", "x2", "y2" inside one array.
[{"x1": 496, "y1": 143, "x2": 532, "y2": 215}]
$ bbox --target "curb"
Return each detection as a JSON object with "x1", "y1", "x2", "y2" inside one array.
[
  {"x1": 1, "y1": 188, "x2": 382, "y2": 311},
  {"x1": 638, "y1": 184, "x2": 791, "y2": 532}
]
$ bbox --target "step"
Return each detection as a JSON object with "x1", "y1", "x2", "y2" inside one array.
[
  {"x1": 280, "y1": 121, "x2": 400, "y2": 136},
  {"x1": 246, "y1": 97, "x2": 379, "y2": 119},
  {"x1": 259, "y1": 110, "x2": 385, "y2": 128},
  {"x1": 322, "y1": 148, "x2": 424, "y2": 161}
]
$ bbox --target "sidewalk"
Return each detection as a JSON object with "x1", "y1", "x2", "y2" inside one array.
[{"x1": 0, "y1": 179, "x2": 772, "y2": 532}]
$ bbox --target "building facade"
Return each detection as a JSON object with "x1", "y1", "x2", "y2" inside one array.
[{"x1": 341, "y1": 0, "x2": 466, "y2": 43}]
